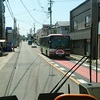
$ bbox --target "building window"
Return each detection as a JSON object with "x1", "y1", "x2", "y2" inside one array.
[
  {"x1": 85, "y1": 15, "x2": 91, "y2": 27},
  {"x1": 73, "y1": 21, "x2": 78, "y2": 30}
]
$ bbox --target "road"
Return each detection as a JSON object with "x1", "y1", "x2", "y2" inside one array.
[
  {"x1": 0, "y1": 42, "x2": 79, "y2": 100},
  {"x1": 0, "y1": 41, "x2": 100, "y2": 100},
  {"x1": 54, "y1": 58, "x2": 100, "y2": 83}
]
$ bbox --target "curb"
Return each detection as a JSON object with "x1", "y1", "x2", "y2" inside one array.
[{"x1": 70, "y1": 54, "x2": 100, "y2": 66}]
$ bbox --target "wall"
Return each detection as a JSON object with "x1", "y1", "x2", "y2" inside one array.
[
  {"x1": 70, "y1": 0, "x2": 91, "y2": 32},
  {"x1": 0, "y1": 0, "x2": 5, "y2": 39}
]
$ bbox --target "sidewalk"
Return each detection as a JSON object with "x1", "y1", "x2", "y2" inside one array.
[
  {"x1": 70, "y1": 54, "x2": 100, "y2": 66},
  {"x1": 0, "y1": 50, "x2": 16, "y2": 70}
]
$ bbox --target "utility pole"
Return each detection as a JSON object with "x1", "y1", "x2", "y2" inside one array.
[
  {"x1": 89, "y1": 0, "x2": 98, "y2": 83},
  {"x1": 33, "y1": 23, "x2": 35, "y2": 34},
  {"x1": 13, "y1": 17, "x2": 17, "y2": 51},
  {"x1": 48, "y1": 0, "x2": 53, "y2": 34}
]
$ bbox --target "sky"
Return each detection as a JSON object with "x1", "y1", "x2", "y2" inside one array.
[{"x1": 4, "y1": 0, "x2": 86, "y2": 37}]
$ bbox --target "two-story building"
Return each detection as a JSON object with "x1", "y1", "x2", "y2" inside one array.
[
  {"x1": 69, "y1": 0, "x2": 99, "y2": 59},
  {"x1": 55, "y1": 21, "x2": 70, "y2": 34}
]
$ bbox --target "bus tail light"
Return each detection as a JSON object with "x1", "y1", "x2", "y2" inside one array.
[{"x1": 49, "y1": 49, "x2": 55, "y2": 54}]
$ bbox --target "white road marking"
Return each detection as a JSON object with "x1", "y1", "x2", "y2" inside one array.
[
  {"x1": 59, "y1": 67, "x2": 66, "y2": 70},
  {"x1": 92, "y1": 67, "x2": 100, "y2": 71},
  {"x1": 73, "y1": 61, "x2": 100, "y2": 71},
  {"x1": 53, "y1": 64, "x2": 59, "y2": 67},
  {"x1": 50, "y1": 62, "x2": 54, "y2": 64},
  {"x1": 83, "y1": 63, "x2": 89, "y2": 67},
  {"x1": 77, "y1": 79, "x2": 87, "y2": 83},
  {"x1": 67, "y1": 72, "x2": 75, "y2": 76}
]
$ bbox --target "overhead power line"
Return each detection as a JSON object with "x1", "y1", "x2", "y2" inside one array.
[
  {"x1": 37, "y1": 0, "x2": 42, "y2": 8},
  {"x1": 20, "y1": 0, "x2": 42, "y2": 25},
  {"x1": 7, "y1": 0, "x2": 14, "y2": 14},
  {"x1": 37, "y1": 0, "x2": 46, "y2": 13},
  {"x1": 5, "y1": 0, "x2": 14, "y2": 20}
]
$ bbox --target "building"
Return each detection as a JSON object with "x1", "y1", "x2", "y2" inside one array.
[
  {"x1": 6, "y1": 27, "x2": 13, "y2": 43},
  {"x1": 55, "y1": 21, "x2": 70, "y2": 34},
  {"x1": 35, "y1": 29, "x2": 43, "y2": 45},
  {"x1": 0, "y1": 0, "x2": 5, "y2": 39},
  {"x1": 35, "y1": 22, "x2": 70, "y2": 45},
  {"x1": 6, "y1": 20, "x2": 19, "y2": 48},
  {"x1": 0, "y1": 0, "x2": 5, "y2": 49},
  {"x1": 69, "y1": 0, "x2": 99, "y2": 59},
  {"x1": 35, "y1": 25, "x2": 51, "y2": 45}
]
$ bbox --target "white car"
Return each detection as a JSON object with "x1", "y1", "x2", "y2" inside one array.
[{"x1": 31, "y1": 43, "x2": 37, "y2": 48}]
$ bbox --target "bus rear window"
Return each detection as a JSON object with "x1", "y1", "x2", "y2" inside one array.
[{"x1": 50, "y1": 36, "x2": 70, "y2": 49}]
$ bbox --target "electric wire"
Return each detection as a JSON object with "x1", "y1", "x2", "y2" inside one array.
[
  {"x1": 37, "y1": 0, "x2": 47, "y2": 14},
  {"x1": 43, "y1": 16, "x2": 50, "y2": 23},
  {"x1": 36, "y1": 0, "x2": 50, "y2": 24},
  {"x1": 7, "y1": 0, "x2": 14, "y2": 16},
  {"x1": 33, "y1": 9, "x2": 48, "y2": 14},
  {"x1": 37, "y1": 0, "x2": 42, "y2": 8},
  {"x1": 6, "y1": 0, "x2": 51, "y2": 30},
  {"x1": 9, "y1": 0, "x2": 15, "y2": 3},
  {"x1": 30, "y1": 0, "x2": 49, "y2": 20},
  {"x1": 19, "y1": 0, "x2": 42, "y2": 25},
  {"x1": 5, "y1": 0, "x2": 14, "y2": 20}
]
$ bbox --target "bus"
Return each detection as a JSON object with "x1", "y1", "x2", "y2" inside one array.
[{"x1": 39, "y1": 34, "x2": 70, "y2": 57}]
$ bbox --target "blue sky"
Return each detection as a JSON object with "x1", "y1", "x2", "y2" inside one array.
[{"x1": 4, "y1": 0, "x2": 86, "y2": 36}]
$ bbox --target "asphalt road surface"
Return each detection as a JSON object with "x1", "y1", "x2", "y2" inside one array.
[
  {"x1": 0, "y1": 41, "x2": 100, "y2": 100},
  {"x1": 0, "y1": 42, "x2": 80, "y2": 100}
]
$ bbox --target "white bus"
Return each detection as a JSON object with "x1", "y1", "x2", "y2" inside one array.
[{"x1": 39, "y1": 34, "x2": 70, "y2": 58}]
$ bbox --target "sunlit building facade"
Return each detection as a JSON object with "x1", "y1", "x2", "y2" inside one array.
[{"x1": 69, "y1": 0, "x2": 99, "y2": 59}]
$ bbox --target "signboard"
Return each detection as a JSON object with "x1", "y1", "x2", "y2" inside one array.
[{"x1": 6, "y1": 27, "x2": 13, "y2": 33}]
